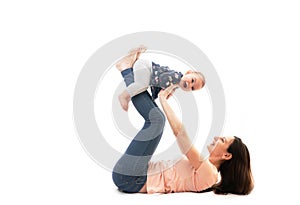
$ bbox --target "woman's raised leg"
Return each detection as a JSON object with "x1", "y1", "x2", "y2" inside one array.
[{"x1": 112, "y1": 48, "x2": 165, "y2": 193}]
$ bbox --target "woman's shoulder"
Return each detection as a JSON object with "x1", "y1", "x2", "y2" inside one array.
[
  {"x1": 195, "y1": 158, "x2": 218, "y2": 174},
  {"x1": 194, "y1": 159, "x2": 219, "y2": 191}
]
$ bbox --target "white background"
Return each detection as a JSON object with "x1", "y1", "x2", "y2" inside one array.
[{"x1": 1, "y1": 0, "x2": 299, "y2": 204}]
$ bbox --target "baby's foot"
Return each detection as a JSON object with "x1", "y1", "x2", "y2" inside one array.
[{"x1": 118, "y1": 91, "x2": 131, "y2": 111}]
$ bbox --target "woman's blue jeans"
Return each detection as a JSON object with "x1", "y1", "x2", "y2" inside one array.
[{"x1": 112, "y1": 68, "x2": 165, "y2": 193}]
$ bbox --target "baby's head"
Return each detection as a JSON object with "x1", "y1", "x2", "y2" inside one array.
[{"x1": 179, "y1": 70, "x2": 206, "y2": 91}]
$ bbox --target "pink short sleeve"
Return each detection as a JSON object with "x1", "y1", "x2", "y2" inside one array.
[{"x1": 194, "y1": 159, "x2": 218, "y2": 191}]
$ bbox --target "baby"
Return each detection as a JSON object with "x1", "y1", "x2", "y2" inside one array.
[{"x1": 117, "y1": 46, "x2": 206, "y2": 111}]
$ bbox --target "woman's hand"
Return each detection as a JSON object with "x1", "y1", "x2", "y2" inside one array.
[{"x1": 159, "y1": 84, "x2": 178, "y2": 102}]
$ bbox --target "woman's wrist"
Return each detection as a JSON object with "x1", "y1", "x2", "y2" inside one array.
[{"x1": 159, "y1": 96, "x2": 167, "y2": 104}]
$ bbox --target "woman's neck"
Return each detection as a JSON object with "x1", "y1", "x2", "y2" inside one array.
[{"x1": 209, "y1": 157, "x2": 222, "y2": 170}]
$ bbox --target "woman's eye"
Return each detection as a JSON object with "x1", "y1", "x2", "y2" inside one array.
[{"x1": 192, "y1": 79, "x2": 194, "y2": 83}]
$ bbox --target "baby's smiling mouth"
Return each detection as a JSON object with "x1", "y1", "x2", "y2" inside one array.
[{"x1": 183, "y1": 81, "x2": 188, "y2": 88}]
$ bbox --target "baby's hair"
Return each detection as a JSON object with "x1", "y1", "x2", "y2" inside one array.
[{"x1": 191, "y1": 71, "x2": 206, "y2": 88}]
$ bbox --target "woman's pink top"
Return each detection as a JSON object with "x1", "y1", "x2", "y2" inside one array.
[{"x1": 146, "y1": 158, "x2": 218, "y2": 194}]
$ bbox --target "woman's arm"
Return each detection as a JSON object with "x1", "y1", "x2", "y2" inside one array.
[{"x1": 159, "y1": 86, "x2": 204, "y2": 169}]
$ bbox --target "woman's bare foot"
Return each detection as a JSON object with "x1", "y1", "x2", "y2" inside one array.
[
  {"x1": 115, "y1": 52, "x2": 138, "y2": 72},
  {"x1": 118, "y1": 90, "x2": 131, "y2": 111},
  {"x1": 129, "y1": 45, "x2": 147, "y2": 59},
  {"x1": 116, "y1": 45, "x2": 147, "y2": 71}
]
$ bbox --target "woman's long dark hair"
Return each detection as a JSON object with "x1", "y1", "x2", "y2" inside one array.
[{"x1": 212, "y1": 136, "x2": 254, "y2": 195}]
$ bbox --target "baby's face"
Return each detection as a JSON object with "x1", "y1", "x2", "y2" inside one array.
[{"x1": 179, "y1": 72, "x2": 204, "y2": 91}]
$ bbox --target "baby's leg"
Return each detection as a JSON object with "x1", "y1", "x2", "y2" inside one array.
[
  {"x1": 125, "y1": 59, "x2": 152, "y2": 97},
  {"x1": 116, "y1": 46, "x2": 146, "y2": 111},
  {"x1": 118, "y1": 59, "x2": 151, "y2": 111}
]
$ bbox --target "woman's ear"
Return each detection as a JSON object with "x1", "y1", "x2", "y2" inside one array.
[{"x1": 222, "y1": 153, "x2": 232, "y2": 161}]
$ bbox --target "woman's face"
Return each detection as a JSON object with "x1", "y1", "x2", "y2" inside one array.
[{"x1": 207, "y1": 136, "x2": 235, "y2": 159}]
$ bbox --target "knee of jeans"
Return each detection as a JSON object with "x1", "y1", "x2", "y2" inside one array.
[{"x1": 149, "y1": 108, "x2": 165, "y2": 131}]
